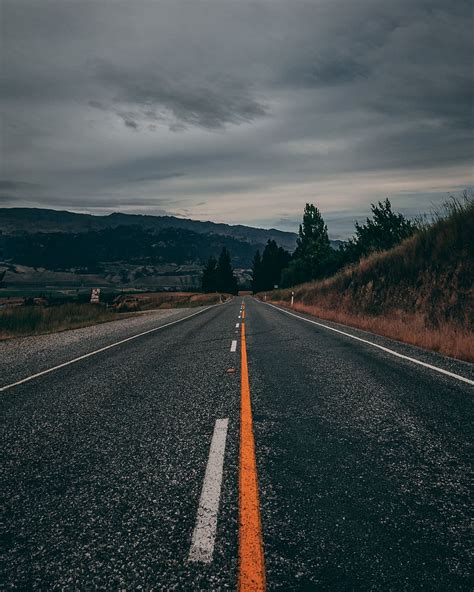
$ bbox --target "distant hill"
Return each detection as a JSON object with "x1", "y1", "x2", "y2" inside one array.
[
  {"x1": 0, "y1": 207, "x2": 298, "y2": 252},
  {"x1": 1, "y1": 225, "x2": 263, "y2": 269}
]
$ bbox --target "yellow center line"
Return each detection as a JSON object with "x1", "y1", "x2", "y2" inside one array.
[{"x1": 239, "y1": 305, "x2": 266, "y2": 591}]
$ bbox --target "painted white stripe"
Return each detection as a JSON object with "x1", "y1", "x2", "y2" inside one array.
[
  {"x1": 0, "y1": 306, "x2": 215, "y2": 393},
  {"x1": 188, "y1": 418, "x2": 229, "y2": 563},
  {"x1": 230, "y1": 340, "x2": 237, "y2": 352},
  {"x1": 238, "y1": 315, "x2": 241, "y2": 319},
  {"x1": 236, "y1": 323, "x2": 240, "y2": 328},
  {"x1": 263, "y1": 301, "x2": 474, "y2": 386}
]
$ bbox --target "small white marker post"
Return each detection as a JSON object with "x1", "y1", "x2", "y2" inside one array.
[{"x1": 291, "y1": 290, "x2": 295, "y2": 309}]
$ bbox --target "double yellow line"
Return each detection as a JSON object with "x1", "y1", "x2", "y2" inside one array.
[{"x1": 239, "y1": 301, "x2": 266, "y2": 591}]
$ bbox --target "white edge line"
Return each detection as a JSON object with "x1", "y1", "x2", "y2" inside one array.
[
  {"x1": 0, "y1": 305, "x2": 217, "y2": 393},
  {"x1": 261, "y1": 301, "x2": 474, "y2": 386},
  {"x1": 188, "y1": 418, "x2": 229, "y2": 563},
  {"x1": 230, "y1": 340, "x2": 237, "y2": 352},
  {"x1": 236, "y1": 323, "x2": 240, "y2": 328}
]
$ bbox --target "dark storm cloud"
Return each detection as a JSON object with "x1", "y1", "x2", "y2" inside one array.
[
  {"x1": 1, "y1": 0, "x2": 472, "y2": 235},
  {"x1": 93, "y1": 61, "x2": 268, "y2": 130}
]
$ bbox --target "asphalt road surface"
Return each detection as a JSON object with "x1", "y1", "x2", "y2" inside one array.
[{"x1": 1, "y1": 297, "x2": 473, "y2": 590}]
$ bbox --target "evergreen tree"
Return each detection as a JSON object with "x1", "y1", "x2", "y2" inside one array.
[
  {"x1": 201, "y1": 255, "x2": 218, "y2": 292},
  {"x1": 216, "y1": 247, "x2": 238, "y2": 294},
  {"x1": 342, "y1": 199, "x2": 417, "y2": 263},
  {"x1": 293, "y1": 203, "x2": 332, "y2": 280},
  {"x1": 251, "y1": 250, "x2": 262, "y2": 293},
  {"x1": 251, "y1": 241, "x2": 291, "y2": 292},
  {"x1": 354, "y1": 198, "x2": 416, "y2": 254}
]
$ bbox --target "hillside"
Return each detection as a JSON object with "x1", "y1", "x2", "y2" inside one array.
[
  {"x1": 263, "y1": 199, "x2": 474, "y2": 362},
  {"x1": 1, "y1": 225, "x2": 262, "y2": 269},
  {"x1": 0, "y1": 207, "x2": 298, "y2": 251},
  {"x1": 0, "y1": 224, "x2": 258, "y2": 292}
]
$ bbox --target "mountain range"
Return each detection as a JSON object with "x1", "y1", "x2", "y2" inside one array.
[
  {"x1": 0, "y1": 208, "x2": 298, "y2": 252},
  {"x1": 0, "y1": 207, "x2": 340, "y2": 291}
]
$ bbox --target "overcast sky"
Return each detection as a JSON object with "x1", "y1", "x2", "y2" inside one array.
[{"x1": 1, "y1": 0, "x2": 472, "y2": 238}]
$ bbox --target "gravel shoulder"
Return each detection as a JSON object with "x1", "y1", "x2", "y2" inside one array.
[{"x1": 0, "y1": 307, "x2": 211, "y2": 388}]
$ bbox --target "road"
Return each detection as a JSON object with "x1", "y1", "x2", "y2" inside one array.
[{"x1": 1, "y1": 297, "x2": 472, "y2": 590}]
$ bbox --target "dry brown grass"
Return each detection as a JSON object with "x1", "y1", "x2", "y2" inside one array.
[
  {"x1": 116, "y1": 291, "x2": 231, "y2": 312},
  {"x1": 270, "y1": 300, "x2": 474, "y2": 362},
  {"x1": 0, "y1": 303, "x2": 128, "y2": 340}
]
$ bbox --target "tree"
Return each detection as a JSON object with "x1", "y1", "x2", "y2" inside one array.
[
  {"x1": 343, "y1": 198, "x2": 417, "y2": 262},
  {"x1": 216, "y1": 247, "x2": 238, "y2": 294},
  {"x1": 201, "y1": 255, "x2": 218, "y2": 292},
  {"x1": 251, "y1": 250, "x2": 262, "y2": 293},
  {"x1": 280, "y1": 257, "x2": 311, "y2": 288},
  {"x1": 292, "y1": 203, "x2": 332, "y2": 280},
  {"x1": 251, "y1": 241, "x2": 291, "y2": 292}
]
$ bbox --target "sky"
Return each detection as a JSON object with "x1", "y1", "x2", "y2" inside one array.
[{"x1": 1, "y1": 0, "x2": 473, "y2": 238}]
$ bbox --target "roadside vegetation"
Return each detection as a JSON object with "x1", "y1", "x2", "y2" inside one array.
[
  {"x1": 115, "y1": 291, "x2": 230, "y2": 312},
  {"x1": 0, "y1": 303, "x2": 123, "y2": 339},
  {"x1": 257, "y1": 194, "x2": 473, "y2": 362},
  {"x1": 0, "y1": 292, "x2": 229, "y2": 339}
]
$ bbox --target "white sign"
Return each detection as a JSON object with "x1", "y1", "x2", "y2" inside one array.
[{"x1": 90, "y1": 288, "x2": 101, "y2": 304}]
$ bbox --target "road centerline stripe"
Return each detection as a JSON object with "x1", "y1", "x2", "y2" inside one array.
[
  {"x1": 239, "y1": 311, "x2": 266, "y2": 591},
  {"x1": 261, "y1": 301, "x2": 474, "y2": 386},
  {"x1": 188, "y1": 418, "x2": 229, "y2": 564},
  {"x1": 231, "y1": 340, "x2": 238, "y2": 352},
  {"x1": 0, "y1": 306, "x2": 216, "y2": 393}
]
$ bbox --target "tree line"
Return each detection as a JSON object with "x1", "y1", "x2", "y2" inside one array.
[
  {"x1": 201, "y1": 199, "x2": 417, "y2": 293},
  {"x1": 201, "y1": 247, "x2": 238, "y2": 294}
]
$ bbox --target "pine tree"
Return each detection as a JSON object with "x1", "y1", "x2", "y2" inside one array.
[
  {"x1": 354, "y1": 198, "x2": 416, "y2": 254},
  {"x1": 216, "y1": 247, "x2": 238, "y2": 294},
  {"x1": 293, "y1": 203, "x2": 331, "y2": 280},
  {"x1": 201, "y1": 255, "x2": 218, "y2": 292}
]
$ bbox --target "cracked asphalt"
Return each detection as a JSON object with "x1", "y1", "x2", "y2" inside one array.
[{"x1": 1, "y1": 297, "x2": 472, "y2": 590}]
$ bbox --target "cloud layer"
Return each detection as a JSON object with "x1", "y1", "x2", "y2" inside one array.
[{"x1": 1, "y1": 0, "x2": 472, "y2": 237}]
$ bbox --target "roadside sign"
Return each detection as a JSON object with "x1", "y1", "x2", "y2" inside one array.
[{"x1": 90, "y1": 288, "x2": 101, "y2": 304}]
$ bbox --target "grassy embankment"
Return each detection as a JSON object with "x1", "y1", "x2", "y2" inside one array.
[
  {"x1": 0, "y1": 292, "x2": 229, "y2": 339},
  {"x1": 262, "y1": 199, "x2": 474, "y2": 362}
]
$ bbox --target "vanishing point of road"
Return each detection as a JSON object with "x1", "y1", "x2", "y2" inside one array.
[{"x1": 1, "y1": 297, "x2": 472, "y2": 590}]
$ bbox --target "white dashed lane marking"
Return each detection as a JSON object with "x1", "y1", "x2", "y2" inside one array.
[{"x1": 188, "y1": 418, "x2": 229, "y2": 563}]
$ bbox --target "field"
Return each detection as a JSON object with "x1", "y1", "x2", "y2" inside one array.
[
  {"x1": 0, "y1": 292, "x2": 230, "y2": 339},
  {"x1": 115, "y1": 291, "x2": 230, "y2": 311}
]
